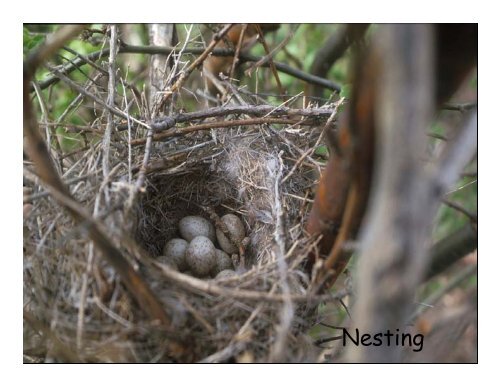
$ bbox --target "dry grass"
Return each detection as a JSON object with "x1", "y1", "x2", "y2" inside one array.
[{"x1": 23, "y1": 95, "x2": 346, "y2": 362}]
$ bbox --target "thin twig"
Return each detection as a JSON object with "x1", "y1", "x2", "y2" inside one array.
[
  {"x1": 246, "y1": 25, "x2": 298, "y2": 75},
  {"x1": 102, "y1": 25, "x2": 118, "y2": 181},
  {"x1": 425, "y1": 224, "x2": 477, "y2": 280},
  {"x1": 32, "y1": 81, "x2": 64, "y2": 173},
  {"x1": 433, "y1": 111, "x2": 477, "y2": 193},
  {"x1": 132, "y1": 123, "x2": 155, "y2": 196},
  {"x1": 409, "y1": 263, "x2": 477, "y2": 322},
  {"x1": 151, "y1": 104, "x2": 335, "y2": 129},
  {"x1": 444, "y1": 179, "x2": 477, "y2": 195},
  {"x1": 120, "y1": 78, "x2": 133, "y2": 184},
  {"x1": 35, "y1": 42, "x2": 342, "y2": 93},
  {"x1": 152, "y1": 260, "x2": 345, "y2": 303},
  {"x1": 282, "y1": 148, "x2": 315, "y2": 184},
  {"x1": 23, "y1": 171, "x2": 99, "y2": 204},
  {"x1": 229, "y1": 24, "x2": 248, "y2": 81},
  {"x1": 442, "y1": 198, "x2": 477, "y2": 223},
  {"x1": 442, "y1": 101, "x2": 477, "y2": 112},
  {"x1": 155, "y1": 24, "x2": 234, "y2": 111},
  {"x1": 47, "y1": 64, "x2": 150, "y2": 130},
  {"x1": 254, "y1": 25, "x2": 285, "y2": 98}
]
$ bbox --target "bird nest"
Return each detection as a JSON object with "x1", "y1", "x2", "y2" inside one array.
[{"x1": 23, "y1": 110, "x2": 344, "y2": 363}]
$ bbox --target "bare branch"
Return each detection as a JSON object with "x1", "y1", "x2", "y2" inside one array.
[
  {"x1": 425, "y1": 224, "x2": 477, "y2": 280},
  {"x1": 130, "y1": 117, "x2": 316, "y2": 146},
  {"x1": 148, "y1": 24, "x2": 177, "y2": 116},
  {"x1": 346, "y1": 24, "x2": 435, "y2": 363},
  {"x1": 442, "y1": 101, "x2": 477, "y2": 112},
  {"x1": 150, "y1": 104, "x2": 335, "y2": 130},
  {"x1": 442, "y1": 198, "x2": 477, "y2": 223},
  {"x1": 102, "y1": 25, "x2": 118, "y2": 180},
  {"x1": 310, "y1": 24, "x2": 369, "y2": 98},
  {"x1": 34, "y1": 42, "x2": 342, "y2": 94},
  {"x1": 433, "y1": 111, "x2": 477, "y2": 194}
]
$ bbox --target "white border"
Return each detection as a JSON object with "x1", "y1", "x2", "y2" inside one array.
[{"x1": 4, "y1": 1, "x2": 496, "y2": 384}]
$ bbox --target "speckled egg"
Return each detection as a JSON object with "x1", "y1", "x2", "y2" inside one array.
[
  {"x1": 216, "y1": 214, "x2": 245, "y2": 254},
  {"x1": 179, "y1": 216, "x2": 216, "y2": 242},
  {"x1": 161, "y1": 238, "x2": 188, "y2": 271},
  {"x1": 215, "y1": 269, "x2": 236, "y2": 280},
  {"x1": 211, "y1": 249, "x2": 233, "y2": 276},
  {"x1": 185, "y1": 236, "x2": 216, "y2": 277}
]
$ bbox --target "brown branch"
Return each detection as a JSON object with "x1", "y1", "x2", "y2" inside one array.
[
  {"x1": 310, "y1": 24, "x2": 369, "y2": 98},
  {"x1": 424, "y1": 224, "x2": 477, "y2": 280},
  {"x1": 344, "y1": 24, "x2": 477, "y2": 363},
  {"x1": 246, "y1": 25, "x2": 297, "y2": 75},
  {"x1": 150, "y1": 104, "x2": 335, "y2": 130},
  {"x1": 254, "y1": 24, "x2": 285, "y2": 98},
  {"x1": 102, "y1": 25, "x2": 118, "y2": 179},
  {"x1": 345, "y1": 25, "x2": 436, "y2": 363},
  {"x1": 229, "y1": 24, "x2": 248, "y2": 81},
  {"x1": 310, "y1": 44, "x2": 376, "y2": 288},
  {"x1": 130, "y1": 117, "x2": 314, "y2": 146},
  {"x1": 442, "y1": 198, "x2": 477, "y2": 223},
  {"x1": 152, "y1": 261, "x2": 348, "y2": 303}
]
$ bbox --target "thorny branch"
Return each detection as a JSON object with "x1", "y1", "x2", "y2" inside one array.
[
  {"x1": 127, "y1": 104, "x2": 336, "y2": 146},
  {"x1": 150, "y1": 104, "x2": 336, "y2": 130}
]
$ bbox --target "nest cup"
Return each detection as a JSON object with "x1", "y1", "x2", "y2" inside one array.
[{"x1": 24, "y1": 120, "x2": 330, "y2": 363}]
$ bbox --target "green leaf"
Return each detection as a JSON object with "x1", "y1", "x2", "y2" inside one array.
[
  {"x1": 314, "y1": 145, "x2": 329, "y2": 157},
  {"x1": 23, "y1": 27, "x2": 45, "y2": 55},
  {"x1": 340, "y1": 84, "x2": 351, "y2": 98}
]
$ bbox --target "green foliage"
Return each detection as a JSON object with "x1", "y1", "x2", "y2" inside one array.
[
  {"x1": 330, "y1": 57, "x2": 349, "y2": 84},
  {"x1": 314, "y1": 145, "x2": 329, "y2": 157},
  {"x1": 23, "y1": 27, "x2": 45, "y2": 56},
  {"x1": 340, "y1": 84, "x2": 351, "y2": 99},
  {"x1": 469, "y1": 69, "x2": 477, "y2": 89},
  {"x1": 431, "y1": 123, "x2": 445, "y2": 137}
]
